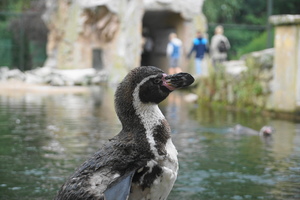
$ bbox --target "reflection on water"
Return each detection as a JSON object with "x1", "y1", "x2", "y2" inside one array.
[{"x1": 0, "y1": 88, "x2": 300, "y2": 200}]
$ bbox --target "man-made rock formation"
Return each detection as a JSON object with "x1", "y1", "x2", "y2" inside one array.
[
  {"x1": 269, "y1": 15, "x2": 300, "y2": 113},
  {"x1": 42, "y1": 0, "x2": 205, "y2": 81},
  {"x1": 197, "y1": 48, "x2": 274, "y2": 110},
  {"x1": 0, "y1": 67, "x2": 107, "y2": 86},
  {"x1": 197, "y1": 15, "x2": 300, "y2": 115}
]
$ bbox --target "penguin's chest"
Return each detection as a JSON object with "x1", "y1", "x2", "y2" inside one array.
[
  {"x1": 130, "y1": 103, "x2": 178, "y2": 199},
  {"x1": 129, "y1": 140, "x2": 178, "y2": 200}
]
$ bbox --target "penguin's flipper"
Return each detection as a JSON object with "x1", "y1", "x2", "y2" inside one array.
[{"x1": 104, "y1": 170, "x2": 135, "y2": 200}]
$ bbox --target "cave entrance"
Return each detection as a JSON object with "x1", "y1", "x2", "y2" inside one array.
[{"x1": 141, "y1": 11, "x2": 185, "y2": 72}]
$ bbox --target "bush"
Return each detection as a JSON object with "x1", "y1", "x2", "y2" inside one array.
[{"x1": 237, "y1": 29, "x2": 274, "y2": 59}]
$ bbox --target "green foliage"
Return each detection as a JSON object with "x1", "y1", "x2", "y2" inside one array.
[
  {"x1": 196, "y1": 61, "x2": 267, "y2": 112},
  {"x1": 0, "y1": 0, "x2": 47, "y2": 70},
  {"x1": 0, "y1": 21, "x2": 12, "y2": 66},
  {"x1": 237, "y1": 30, "x2": 274, "y2": 58},
  {"x1": 0, "y1": 0, "x2": 33, "y2": 12},
  {"x1": 203, "y1": 0, "x2": 299, "y2": 59},
  {"x1": 203, "y1": 0, "x2": 243, "y2": 23},
  {"x1": 207, "y1": 26, "x2": 263, "y2": 59},
  {"x1": 232, "y1": 75, "x2": 263, "y2": 105},
  {"x1": 273, "y1": 0, "x2": 300, "y2": 15},
  {"x1": 0, "y1": 21, "x2": 10, "y2": 38},
  {"x1": 226, "y1": 29, "x2": 262, "y2": 59},
  {"x1": 204, "y1": 0, "x2": 300, "y2": 25}
]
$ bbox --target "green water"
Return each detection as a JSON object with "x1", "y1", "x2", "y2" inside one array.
[{"x1": 0, "y1": 88, "x2": 299, "y2": 200}]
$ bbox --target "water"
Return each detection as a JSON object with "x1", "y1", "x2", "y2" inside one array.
[{"x1": 0, "y1": 87, "x2": 300, "y2": 200}]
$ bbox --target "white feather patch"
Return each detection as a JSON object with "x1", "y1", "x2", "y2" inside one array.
[
  {"x1": 132, "y1": 75, "x2": 165, "y2": 158},
  {"x1": 130, "y1": 75, "x2": 179, "y2": 200},
  {"x1": 88, "y1": 169, "x2": 120, "y2": 197}
]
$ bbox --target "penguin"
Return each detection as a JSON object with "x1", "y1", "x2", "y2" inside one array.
[
  {"x1": 54, "y1": 66, "x2": 194, "y2": 200},
  {"x1": 232, "y1": 124, "x2": 274, "y2": 136}
]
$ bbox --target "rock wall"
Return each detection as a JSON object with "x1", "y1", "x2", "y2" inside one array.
[
  {"x1": 269, "y1": 15, "x2": 300, "y2": 113},
  {"x1": 43, "y1": 0, "x2": 144, "y2": 82},
  {"x1": 196, "y1": 15, "x2": 300, "y2": 115},
  {"x1": 42, "y1": 0, "x2": 205, "y2": 81},
  {"x1": 197, "y1": 49, "x2": 274, "y2": 111},
  {"x1": 0, "y1": 66, "x2": 107, "y2": 86}
]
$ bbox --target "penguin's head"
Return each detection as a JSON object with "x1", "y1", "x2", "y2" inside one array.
[
  {"x1": 117, "y1": 66, "x2": 194, "y2": 104},
  {"x1": 115, "y1": 66, "x2": 194, "y2": 122},
  {"x1": 259, "y1": 126, "x2": 274, "y2": 136}
]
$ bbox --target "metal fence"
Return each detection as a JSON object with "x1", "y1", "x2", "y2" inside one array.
[{"x1": 0, "y1": 11, "x2": 47, "y2": 71}]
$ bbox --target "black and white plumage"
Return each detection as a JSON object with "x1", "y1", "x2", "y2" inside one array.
[{"x1": 55, "y1": 66, "x2": 194, "y2": 200}]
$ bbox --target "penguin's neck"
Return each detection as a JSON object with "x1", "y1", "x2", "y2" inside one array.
[
  {"x1": 116, "y1": 94, "x2": 168, "y2": 136},
  {"x1": 134, "y1": 102, "x2": 165, "y2": 130},
  {"x1": 114, "y1": 81, "x2": 171, "y2": 159},
  {"x1": 132, "y1": 90, "x2": 171, "y2": 159},
  {"x1": 131, "y1": 78, "x2": 166, "y2": 129}
]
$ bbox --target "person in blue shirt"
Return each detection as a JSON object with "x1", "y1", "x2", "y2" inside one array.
[
  {"x1": 166, "y1": 32, "x2": 182, "y2": 74},
  {"x1": 187, "y1": 31, "x2": 208, "y2": 76}
]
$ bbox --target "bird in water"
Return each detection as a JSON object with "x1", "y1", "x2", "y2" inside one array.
[
  {"x1": 55, "y1": 66, "x2": 194, "y2": 200},
  {"x1": 232, "y1": 124, "x2": 274, "y2": 136}
]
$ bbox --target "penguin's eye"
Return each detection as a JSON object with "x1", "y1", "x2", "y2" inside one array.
[{"x1": 153, "y1": 78, "x2": 162, "y2": 84}]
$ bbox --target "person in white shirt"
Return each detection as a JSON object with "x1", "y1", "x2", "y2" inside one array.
[{"x1": 166, "y1": 33, "x2": 182, "y2": 74}]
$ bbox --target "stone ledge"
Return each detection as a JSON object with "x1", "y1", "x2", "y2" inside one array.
[
  {"x1": 269, "y1": 14, "x2": 300, "y2": 26},
  {"x1": 0, "y1": 80, "x2": 91, "y2": 96},
  {"x1": 0, "y1": 67, "x2": 108, "y2": 86}
]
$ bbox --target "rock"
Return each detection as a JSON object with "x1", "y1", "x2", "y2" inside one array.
[
  {"x1": 30, "y1": 66, "x2": 53, "y2": 77},
  {"x1": 196, "y1": 48, "x2": 275, "y2": 111},
  {"x1": 0, "y1": 67, "x2": 10, "y2": 81},
  {"x1": 0, "y1": 66, "x2": 108, "y2": 86},
  {"x1": 184, "y1": 93, "x2": 198, "y2": 102},
  {"x1": 91, "y1": 71, "x2": 108, "y2": 85},
  {"x1": 49, "y1": 74, "x2": 65, "y2": 86},
  {"x1": 25, "y1": 72, "x2": 45, "y2": 84},
  {"x1": 222, "y1": 60, "x2": 248, "y2": 76},
  {"x1": 258, "y1": 69, "x2": 273, "y2": 81},
  {"x1": 260, "y1": 81, "x2": 271, "y2": 94},
  {"x1": 42, "y1": 0, "x2": 205, "y2": 84},
  {"x1": 7, "y1": 69, "x2": 26, "y2": 81},
  {"x1": 144, "y1": 0, "x2": 204, "y2": 20},
  {"x1": 242, "y1": 48, "x2": 274, "y2": 70},
  {"x1": 269, "y1": 14, "x2": 300, "y2": 26},
  {"x1": 52, "y1": 68, "x2": 97, "y2": 85}
]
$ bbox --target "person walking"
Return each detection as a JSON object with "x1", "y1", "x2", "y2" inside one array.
[
  {"x1": 166, "y1": 32, "x2": 182, "y2": 74},
  {"x1": 210, "y1": 25, "x2": 230, "y2": 70},
  {"x1": 187, "y1": 31, "x2": 208, "y2": 76}
]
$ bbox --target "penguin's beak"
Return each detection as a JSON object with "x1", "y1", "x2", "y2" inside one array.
[{"x1": 162, "y1": 73, "x2": 194, "y2": 91}]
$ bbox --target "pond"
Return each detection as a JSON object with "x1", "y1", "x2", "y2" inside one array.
[{"x1": 0, "y1": 87, "x2": 300, "y2": 200}]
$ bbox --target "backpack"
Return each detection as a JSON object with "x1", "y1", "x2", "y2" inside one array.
[{"x1": 217, "y1": 40, "x2": 227, "y2": 53}]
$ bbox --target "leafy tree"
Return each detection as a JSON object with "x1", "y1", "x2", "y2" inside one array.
[
  {"x1": 0, "y1": 0, "x2": 47, "y2": 70},
  {"x1": 203, "y1": 0, "x2": 300, "y2": 59},
  {"x1": 273, "y1": 0, "x2": 300, "y2": 15},
  {"x1": 0, "y1": 0, "x2": 33, "y2": 12},
  {"x1": 203, "y1": 0, "x2": 243, "y2": 23}
]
